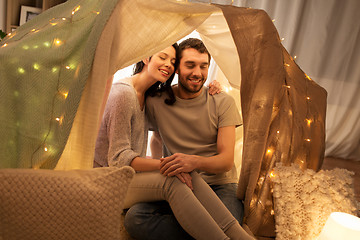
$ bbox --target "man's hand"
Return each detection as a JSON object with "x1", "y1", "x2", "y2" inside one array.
[
  {"x1": 160, "y1": 153, "x2": 198, "y2": 177},
  {"x1": 175, "y1": 172, "x2": 193, "y2": 190}
]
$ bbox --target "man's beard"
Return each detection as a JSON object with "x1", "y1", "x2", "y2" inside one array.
[{"x1": 178, "y1": 72, "x2": 205, "y2": 94}]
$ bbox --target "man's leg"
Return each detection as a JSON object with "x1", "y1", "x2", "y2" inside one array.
[
  {"x1": 124, "y1": 201, "x2": 194, "y2": 240},
  {"x1": 211, "y1": 183, "x2": 244, "y2": 225}
]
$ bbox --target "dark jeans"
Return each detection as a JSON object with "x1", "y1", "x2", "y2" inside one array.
[{"x1": 124, "y1": 183, "x2": 243, "y2": 240}]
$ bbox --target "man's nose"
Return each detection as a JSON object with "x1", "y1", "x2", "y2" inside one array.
[{"x1": 192, "y1": 66, "x2": 202, "y2": 77}]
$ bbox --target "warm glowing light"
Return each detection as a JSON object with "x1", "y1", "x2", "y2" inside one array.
[
  {"x1": 33, "y1": 63, "x2": 40, "y2": 70},
  {"x1": 62, "y1": 92, "x2": 68, "y2": 99},
  {"x1": 294, "y1": 55, "x2": 297, "y2": 59},
  {"x1": 43, "y1": 41, "x2": 51, "y2": 47},
  {"x1": 65, "y1": 66, "x2": 71, "y2": 69},
  {"x1": 271, "y1": 209, "x2": 275, "y2": 215},
  {"x1": 7, "y1": 33, "x2": 12, "y2": 36},
  {"x1": 305, "y1": 138, "x2": 311, "y2": 142},
  {"x1": 54, "y1": 39, "x2": 62, "y2": 46},
  {"x1": 22, "y1": 45, "x2": 29, "y2": 50},
  {"x1": 44, "y1": 147, "x2": 48, "y2": 152},
  {"x1": 272, "y1": 19, "x2": 275, "y2": 22},
  {"x1": 276, "y1": 130, "x2": 280, "y2": 134},
  {"x1": 225, "y1": 87, "x2": 229, "y2": 93},
  {"x1": 306, "y1": 96, "x2": 310, "y2": 100},
  {"x1": 284, "y1": 63, "x2": 290, "y2": 67},
  {"x1": 55, "y1": 116, "x2": 63, "y2": 124},
  {"x1": 52, "y1": 67, "x2": 58, "y2": 73},
  {"x1": 269, "y1": 171, "x2": 275, "y2": 178},
  {"x1": 281, "y1": 37, "x2": 285, "y2": 41},
  {"x1": 17, "y1": 67, "x2": 25, "y2": 74},
  {"x1": 72, "y1": 5, "x2": 81, "y2": 15},
  {"x1": 31, "y1": 29, "x2": 36, "y2": 32},
  {"x1": 306, "y1": 119, "x2": 312, "y2": 126},
  {"x1": 305, "y1": 74, "x2": 312, "y2": 81},
  {"x1": 318, "y1": 212, "x2": 360, "y2": 240},
  {"x1": 62, "y1": 17, "x2": 67, "y2": 20},
  {"x1": 33, "y1": 45, "x2": 39, "y2": 49},
  {"x1": 284, "y1": 85, "x2": 291, "y2": 89},
  {"x1": 1, "y1": 43, "x2": 7, "y2": 48}
]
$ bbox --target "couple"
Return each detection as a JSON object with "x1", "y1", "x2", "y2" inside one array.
[{"x1": 94, "y1": 38, "x2": 254, "y2": 240}]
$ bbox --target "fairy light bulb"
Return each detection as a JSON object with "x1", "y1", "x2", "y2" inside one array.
[
  {"x1": 54, "y1": 39, "x2": 62, "y2": 46},
  {"x1": 1, "y1": 43, "x2": 7, "y2": 48},
  {"x1": 281, "y1": 37, "x2": 285, "y2": 41},
  {"x1": 284, "y1": 63, "x2": 290, "y2": 67},
  {"x1": 62, "y1": 92, "x2": 68, "y2": 99},
  {"x1": 305, "y1": 138, "x2": 311, "y2": 142},
  {"x1": 55, "y1": 116, "x2": 63, "y2": 124},
  {"x1": 72, "y1": 5, "x2": 80, "y2": 15},
  {"x1": 17, "y1": 67, "x2": 25, "y2": 74},
  {"x1": 43, "y1": 41, "x2": 51, "y2": 48},
  {"x1": 44, "y1": 147, "x2": 48, "y2": 152},
  {"x1": 306, "y1": 119, "x2": 312, "y2": 126},
  {"x1": 306, "y1": 96, "x2": 310, "y2": 100},
  {"x1": 65, "y1": 65, "x2": 71, "y2": 70},
  {"x1": 33, "y1": 63, "x2": 40, "y2": 70}
]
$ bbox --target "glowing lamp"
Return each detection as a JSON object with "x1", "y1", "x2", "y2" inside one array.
[{"x1": 317, "y1": 212, "x2": 360, "y2": 240}]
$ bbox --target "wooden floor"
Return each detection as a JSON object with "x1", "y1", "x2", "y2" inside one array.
[{"x1": 321, "y1": 157, "x2": 360, "y2": 202}]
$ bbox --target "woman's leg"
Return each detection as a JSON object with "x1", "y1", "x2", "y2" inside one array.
[
  {"x1": 124, "y1": 171, "x2": 229, "y2": 240},
  {"x1": 189, "y1": 172, "x2": 255, "y2": 240}
]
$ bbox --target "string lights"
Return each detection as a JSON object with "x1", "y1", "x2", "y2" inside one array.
[{"x1": 0, "y1": 3, "x2": 101, "y2": 168}]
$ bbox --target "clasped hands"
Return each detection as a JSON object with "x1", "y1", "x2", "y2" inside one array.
[{"x1": 160, "y1": 153, "x2": 198, "y2": 190}]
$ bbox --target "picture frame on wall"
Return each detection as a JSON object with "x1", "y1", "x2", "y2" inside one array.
[{"x1": 19, "y1": 6, "x2": 42, "y2": 26}]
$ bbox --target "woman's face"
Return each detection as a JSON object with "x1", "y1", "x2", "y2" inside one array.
[{"x1": 147, "y1": 46, "x2": 176, "y2": 83}]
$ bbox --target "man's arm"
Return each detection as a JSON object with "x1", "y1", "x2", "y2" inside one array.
[{"x1": 160, "y1": 125, "x2": 236, "y2": 176}]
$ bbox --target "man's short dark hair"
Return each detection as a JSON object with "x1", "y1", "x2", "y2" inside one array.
[{"x1": 178, "y1": 38, "x2": 211, "y2": 64}]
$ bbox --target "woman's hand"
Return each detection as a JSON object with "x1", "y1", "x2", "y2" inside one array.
[
  {"x1": 208, "y1": 80, "x2": 222, "y2": 95},
  {"x1": 175, "y1": 172, "x2": 193, "y2": 190}
]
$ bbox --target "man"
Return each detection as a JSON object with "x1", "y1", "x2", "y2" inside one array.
[{"x1": 124, "y1": 38, "x2": 243, "y2": 240}]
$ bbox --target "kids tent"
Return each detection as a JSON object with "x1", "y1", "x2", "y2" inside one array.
[{"x1": 0, "y1": 0, "x2": 327, "y2": 237}]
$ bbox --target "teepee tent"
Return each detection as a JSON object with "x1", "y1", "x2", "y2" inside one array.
[{"x1": 0, "y1": 0, "x2": 327, "y2": 237}]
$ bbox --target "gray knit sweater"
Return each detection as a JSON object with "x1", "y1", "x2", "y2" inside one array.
[{"x1": 93, "y1": 81, "x2": 147, "y2": 168}]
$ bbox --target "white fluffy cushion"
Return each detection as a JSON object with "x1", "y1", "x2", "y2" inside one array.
[
  {"x1": 272, "y1": 164, "x2": 359, "y2": 240},
  {"x1": 0, "y1": 166, "x2": 135, "y2": 240}
]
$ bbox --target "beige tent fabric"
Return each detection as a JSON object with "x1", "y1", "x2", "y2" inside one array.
[
  {"x1": 56, "y1": 0, "x2": 218, "y2": 169},
  {"x1": 218, "y1": 5, "x2": 327, "y2": 238}
]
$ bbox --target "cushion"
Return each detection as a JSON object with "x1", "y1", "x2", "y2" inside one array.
[
  {"x1": 0, "y1": 166, "x2": 135, "y2": 240},
  {"x1": 272, "y1": 164, "x2": 359, "y2": 240}
]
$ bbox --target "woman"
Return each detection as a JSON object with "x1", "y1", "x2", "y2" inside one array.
[{"x1": 94, "y1": 44, "x2": 254, "y2": 240}]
